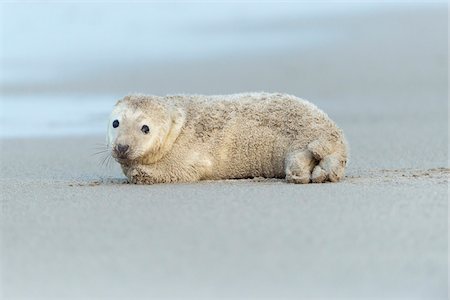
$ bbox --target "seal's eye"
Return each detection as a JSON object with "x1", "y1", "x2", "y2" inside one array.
[
  {"x1": 112, "y1": 120, "x2": 119, "y2": 128},
  {"x1": 141, "y1": 125, "x2": 150, "y2": 134}
]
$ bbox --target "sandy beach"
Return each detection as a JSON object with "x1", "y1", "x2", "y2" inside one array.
[{"x1": 1, "y1": 3, "x2": 448, "y2": 299}]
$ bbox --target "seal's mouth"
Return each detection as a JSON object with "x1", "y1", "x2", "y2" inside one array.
[
  {"x1": 115, "y1": 156, "x2": 129, "y2": 162},
  {"x1": 112, "y1": 151, "x2": 131, "y2": 162},
  {"x1": 112, "y1": 152, "x2": 140, "y2": 165},
  {"x1": 112, "y1": 153, "x2": 126, "y2": 160}
]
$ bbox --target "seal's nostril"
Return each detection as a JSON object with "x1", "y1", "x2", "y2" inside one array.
[{"x1": 117, "y1": 144, "x2": 129, "y2": 154}]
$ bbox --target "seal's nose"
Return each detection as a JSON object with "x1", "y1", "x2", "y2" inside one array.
[{"x1": 116, "y1": 144, "x2": 129, "y2": 155}]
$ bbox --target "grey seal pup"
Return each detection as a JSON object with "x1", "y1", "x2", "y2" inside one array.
[{"x1": 107, "y1": 92, "x2": 348, "y2": 184}]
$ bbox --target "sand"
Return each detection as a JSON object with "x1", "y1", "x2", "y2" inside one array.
[{"x1": 1, "y1": 4, "x2": 448, "y2": 300}]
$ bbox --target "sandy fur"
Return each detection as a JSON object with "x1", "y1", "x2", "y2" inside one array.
[{"x1": 107, "y1": 92, "x2": 348, "y2": 184}]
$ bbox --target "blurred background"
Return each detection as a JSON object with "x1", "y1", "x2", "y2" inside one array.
[{"x1": 1, "y1": 2, "x2": 447, "y2": 140}]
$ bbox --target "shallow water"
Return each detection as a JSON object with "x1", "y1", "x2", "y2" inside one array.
[{"x1": 0, "y1": 95, "x2": 116, "y2": 138}]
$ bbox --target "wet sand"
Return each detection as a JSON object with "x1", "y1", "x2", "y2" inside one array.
[{"x1": 1, "y1": 4, "x2": 448, "y2": 299}]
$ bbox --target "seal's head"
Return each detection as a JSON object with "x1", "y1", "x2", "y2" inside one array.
[{"x1": 107, "y1": 94, "x2": 185, "y2": 164}]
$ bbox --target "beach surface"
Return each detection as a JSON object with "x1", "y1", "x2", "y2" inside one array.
[{"x1": 1, "y1": 4, "x2": 448, "y2": 299}]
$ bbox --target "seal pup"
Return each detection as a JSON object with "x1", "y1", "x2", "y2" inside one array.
[{"x1": 107, "y1": 92, "x2": 348, "y2": 184}]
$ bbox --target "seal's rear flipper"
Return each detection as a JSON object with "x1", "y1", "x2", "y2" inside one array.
[{"x1": 311, "y1": 153, "x2": 346, "y2": 183}]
